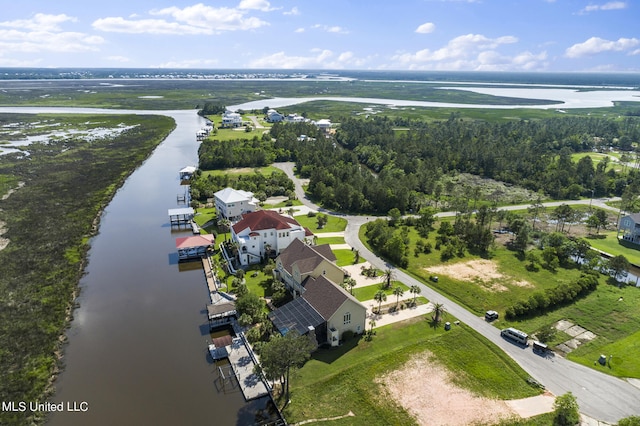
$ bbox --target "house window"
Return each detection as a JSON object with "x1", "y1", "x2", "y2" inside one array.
[
  {"x1": 343, "y1": 312, "x2": 351, "y2": 325},
  {"x1": 264, "y1": 233, "x2": 267, "y2": 237}
]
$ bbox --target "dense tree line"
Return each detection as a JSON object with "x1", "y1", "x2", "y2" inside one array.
[
  {"x1": 198, "y1": 115, "x2": 640, "y2": 214},
  {"x1": 189, "y1": 169, "x2": 294, "y2": 202}
]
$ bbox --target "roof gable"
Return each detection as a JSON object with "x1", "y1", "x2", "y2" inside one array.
[
  {"x1": 214, "y1": 187, "x2": 255, "y2": 204},
  {"x1": 232, "y1": 210, "x2": 303, "y2": 234},
  {"x1": 277, "y1": 239, "x2": 336, "y2": 275},
  {"x1": 302, "y1": 275, "x2": 363, "y2": 320}
]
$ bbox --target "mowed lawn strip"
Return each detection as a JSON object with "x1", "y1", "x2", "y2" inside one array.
[
  {"x1": 284, "y1": 320, "x2": 540, "y2": 425},
  {"x1": 294, "y1": 214, "x2": 347, "y2": 233}
]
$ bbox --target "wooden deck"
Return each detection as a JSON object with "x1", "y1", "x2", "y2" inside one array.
[
  {"x1": 202, "y1": 256, "x2": 218, "y2": 296},
  {"x1": 227, "y1": 337, "x2": 269, "y2": 400}
]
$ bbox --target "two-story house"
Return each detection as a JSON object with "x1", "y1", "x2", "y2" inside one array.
[
  {"x1": 231, "y1": 210, "x2": 313, "y2": 266},
  {"x1": 274, "y1": 238, "x2": 343, "y2": 297},
  {"x1": 214, "y1": 187, "x2": 258, "y2": 222},
  {"x1": 618, "y1": 213, "x2": 640, "y2": 245}
]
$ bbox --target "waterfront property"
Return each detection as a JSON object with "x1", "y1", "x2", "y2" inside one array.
[
  {"x1": 274, "y1": 238, "x2": 344, "y2": 297},
  {"x1": 231, "y1": 210, "x2": 314, "y2": 266},
  {"x1": 618, "y1": 213, "x2": 640, "y2": 245},
  {"x1": 175, "y1": 234, "x2": 215, "y2": 260},
  {"x1": 168, "y1": 207, "x2": 194, "y2": 225},
  {"x1": 214, "y1": 187, "x2": 259, "y2": 222},
  {"x1": 178, "y1": 165, "x2": 197, "y2": 181},
  {"x1": 269, "y1": 274, "x2": 367, "y2": 347},
  {"x1": 207, "y1": 292, "x2": 237, "y2": 329},
  {"x1": 221, "y1": 110, "x2": 242, "y2": 128}
]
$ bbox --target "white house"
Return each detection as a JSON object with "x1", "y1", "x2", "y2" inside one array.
[
  {"x1": 231, "y1": 210, "x2": 314, "y2": 266},
  {"x1": 315, "y1": 119, "x2": 332, "y2": 133},
  {"x1": 266, "y1": 109, "x2": 284, "y2": 123},
  {"x1": 284, "y1": 113, "x2": 306, "y2": 123},
  {"x1": 221, "y1": 110, "x2": 242, "y2": 128},
  {"x1": 214, "y1": 187, "x2": 258, "y2": 222}
]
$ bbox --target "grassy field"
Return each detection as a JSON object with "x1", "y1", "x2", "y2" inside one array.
[
  {"x1": 359, "y1": 216, "x2": 640, "y2": 378},
  {"x1": 352, "y1": 281, "x2": 410, "y2": 302},
  {"x1": 586, "y1": 230, "x2": 640, "y2": 266},
  {"x1": 315, "y1": 236, "x2": 346, "y2": 245},
  {"x1": 284, "y1": 318, "x2": 542, "y2": 425},
  {"x1": 294, "y1": 213, "x2": 348, "y2": 233},
  {"x1": 333, "y1": 248, "x2": 366, "y2": 267},
  {"x1": 200, "y1": 165, "x2": 282, "y2": 177},
  {"x1": 571, "y1": 152, "x2": 623, "y2": 173}
]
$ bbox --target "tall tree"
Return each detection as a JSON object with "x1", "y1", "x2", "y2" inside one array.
[
  {"x1": 374, "y1": 289, "x2": 387, "y2": 313},
  {"x1": 432, "y1": 302, "x2": 447, "y2": 324},
  {"x1": 381, "y1": 268, "x2": 395, "y2": 289},
  {"x1": 393, "y1": 286, "x2": 404, "y2": 308},
  {"x1": 409, "y1": 285, "x2": 421, "y2": 304},
  {"x1": 258, "y1": 331, "x2": 315, "y2": 404}
]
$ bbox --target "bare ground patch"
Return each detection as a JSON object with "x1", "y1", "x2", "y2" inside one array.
[
  {"x1": 377, "y1": 352, "x2": 516, "y2": 426},
  {"x1": 426, "y1": 259, "x2": 533, "y2": 292}
]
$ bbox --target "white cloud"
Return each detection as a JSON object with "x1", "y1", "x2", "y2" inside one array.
[
  {"x1": 284, "y1": 7, "x2": 300, "y2": 16},
  {"x1": 310, "y1": 24, "x2": 349, "y2": 34},
  {"x1": 415, "y1": 22, "x2": 435, "y2": 34},
  {"x1": 390, "y1": 33, "x2": 548, "y2": 71},
  {"x1": 0, "y1": 13, "x2": 76, "y2": 31},
  {"x1": 94, "y1": 4, "x2": 269, "y2": 35},
  {"x1": 294, "y1": 27, "x2": 305, "y2": 33},
  {"x1": 249, "y1": 49, "x2": 368, "y2": 69},
  {"x1": 238, "y1": 0, "x2": 276, "y2": 12},
  {"x1": 580, "y1": 1, "x2": 627, "y2": 13},
  {"x1": 0, "y1": 14, "x2": 103, "y2": 54},
  {"x1": 565, "y1": 36, "x2": 640, "y2": 58}
]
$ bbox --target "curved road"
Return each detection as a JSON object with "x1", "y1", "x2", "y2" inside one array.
[{"x1": 274, "y1": 162, "x2": 640, "y2": 423}]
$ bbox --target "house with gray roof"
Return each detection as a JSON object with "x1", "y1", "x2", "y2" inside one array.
[
  {"x1": 214, "y1": 187, "x2": 258, "y2": 222},
  {"x1": 618, "y1": 213, "x2": 640, "y2": 245},
  {"x1": 274, "y1": 238, "x2": 343, "y2": 296},
  {"x1": 269, "y1": 274, "x2": 366, "y2": 347}
]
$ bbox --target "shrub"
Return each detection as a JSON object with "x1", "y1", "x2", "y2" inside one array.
[{"x1": 342, "y1": 330, "x2": 355, "y2": 341}]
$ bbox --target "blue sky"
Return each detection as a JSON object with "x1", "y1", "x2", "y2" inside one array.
[{"x1": 1, "y1": 0, "x2": 638, "y2": 71}]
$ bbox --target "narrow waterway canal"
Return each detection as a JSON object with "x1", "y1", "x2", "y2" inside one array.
[{"x1": 4, "y1": 109, "x2": 275, "y2": 425}]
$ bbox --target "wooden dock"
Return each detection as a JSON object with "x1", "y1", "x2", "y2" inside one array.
[
  {"x1": 227, "y1": 337, "x2": 269, "y2": 400},
  {"x1": 202, "y1": 256, "x2": 217, "y2": 296}
]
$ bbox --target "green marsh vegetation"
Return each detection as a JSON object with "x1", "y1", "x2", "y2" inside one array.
[{"x1": 0, "y1": 113, "x2": 175, "y2": 425}]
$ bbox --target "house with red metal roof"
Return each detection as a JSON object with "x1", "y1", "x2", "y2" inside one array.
[{"x1": 231, "y1": 210, "x2": 314, "y2": 266}]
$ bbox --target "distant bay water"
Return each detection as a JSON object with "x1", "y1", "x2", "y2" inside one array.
[{"x1": 228, "y1": 87, "x2": 640, "y2": 112}]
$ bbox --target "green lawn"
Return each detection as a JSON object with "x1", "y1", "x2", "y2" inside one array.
[
  {"x1": 352, "y1": 281, "x2": 409, "y2": 302},
  {"x1": 201, "y1": 165, "x2": 282, "y2": 177},
  {"x1": 284, "y1": 320, "x2": 541, "y2": 425},
  {"x1": 333, "y1": 249, "x2": 365, "y2": 267},
  {"x1": 586, "y1": 230, "x2": 640, "y2": 266},
  {"x1": 294, "y1": 213, "x2": 348, "y2": 233},
  {"x1": 315, "y1": 236, "x2": 346, "y2": 245},
  {"x1": 570, "y1": 152, "x2": 623, "y2": 173}
]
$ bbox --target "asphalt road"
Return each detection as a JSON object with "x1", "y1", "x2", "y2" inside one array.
[{"x1": 274, "y1": 162, "x2": 640, "y2": 423}]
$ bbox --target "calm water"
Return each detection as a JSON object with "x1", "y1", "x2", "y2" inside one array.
[{"x1": 21, "y1": 109, "x2": 274, "y2": 425}]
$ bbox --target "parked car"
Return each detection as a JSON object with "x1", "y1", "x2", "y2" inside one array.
[{"x1": 485, "y1": 310, "x2": 499, "y2": 321}]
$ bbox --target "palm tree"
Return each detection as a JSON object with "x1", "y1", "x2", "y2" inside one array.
[
  {"x1": 381, "y1": 268, "x2": 395, "y2": 289},
  {"x1": 393, "y1": 286, "x2": 404, "y2": 308},
  {"x1": 343, "y1": 277, "x2": 356, "y2": 295},
  {"x1": 374, "y1": 289, "x2": 387, "y2": 314},
  {"x1": 409, "y1": 285, "x2": 421, "y2": 305},
  {"x1": 432, "y1": 302, "x2": 447, "y2": 324}
]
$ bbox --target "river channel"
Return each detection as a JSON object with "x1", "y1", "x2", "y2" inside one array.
[{"x1": 0, "y1": 108, "x2": 272, "y2": 425}]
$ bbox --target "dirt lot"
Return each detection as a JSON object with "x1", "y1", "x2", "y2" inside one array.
[
  {"x1": 426, "y1": 259, "x2": 532, "y2": 292},
  {"x1": 377, "y1": 352, "x2": 517, "y2": 426}
]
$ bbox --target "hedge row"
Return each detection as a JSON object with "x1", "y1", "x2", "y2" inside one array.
[{"x1": 505, "y1": 272, "x2": 599, "y2": 319}]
